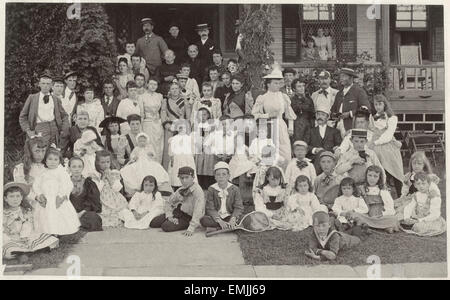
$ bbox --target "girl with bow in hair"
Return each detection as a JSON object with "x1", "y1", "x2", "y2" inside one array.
[{"x1": 190, "y1": 82, "x2": 222, "y2": 125}]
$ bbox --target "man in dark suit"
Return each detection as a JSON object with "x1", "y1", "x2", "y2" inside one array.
[
  {"x1": 19, "y1": 71, "x2": 70, "y2": 147},
  {"x1": 195, "y1": 23, "x2": 218, "y2": 65},
  {"x1": 101, "y1": 79, "x2": 120, "y2": 118},
  {"x1": 280, "y1": 67, "x2": 297, "y2": 98},
  {"x1": 331, "y1": 67, "x2": 371, "y2": 134},
  {"x1": 306, "y1": 103, "x2": 342, "y2": 174}
]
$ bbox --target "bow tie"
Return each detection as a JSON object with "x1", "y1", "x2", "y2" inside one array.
[
  {"x1": 359, "y1": 151, "x2": 369, "y2": 161},
  {"x1": 201, "y1": 100, "x2": 212, "y2": 107},
  {"x1": 43, "y1": 95, "x2": 50, "y2": 104},
  {"x1": 318, "y1": 89, "x2": 328, "y2": 97},
  {"x1": 179, "y1": 187, "x2": 191, "y2": 197},
  {"x1": 322, "y1": 175, "x2": 332, "y2": 186},
  {"x1": 296, "y1": 160, "x2": 308, "y2": 170},
  {"x1": 373, "y1": 113, "x2": 386, "y2": 121}
]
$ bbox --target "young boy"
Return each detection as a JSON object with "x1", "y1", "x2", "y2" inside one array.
[
  {"x1": 207, "y1": 115, "x2": 236, "y2": 163},
  {"x1": 101, "y1": 79, "x2": 120, "y2": 118},
  {"x1": 200, "y1": 162, "x2": 244, "y2": 232},
  {"x1": 52, "y1": 77, "x2": 65, "y2": 99},
  {"x1": 190, "y1": 82, "x2": 222, "y2": 125},
  {"x1": 305, "y1": 211, "x2": 360, "y2": 261},
  {"x1": 119, "y1": 114, "x2": 143, "y2": 164},
  {"x1": 313, "y1": 151, "x2": 342, "y2": 208},
  {"x1": 335, "y1": 129, "x2": 385, "y2": 185},
  {"x1": 285, "y1": 140, "x2": 316, "y2": 194},
  {"x1": 150, "y1": 166, "x2": 205, "y2": 237}
]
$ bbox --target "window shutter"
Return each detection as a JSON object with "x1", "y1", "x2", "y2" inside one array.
[
  {"x1": 429, "y1": 6, "x2": 444, "y2": 62},
  {"x1": 282, "y1": 5, "x2": 300, "y2": 62}
]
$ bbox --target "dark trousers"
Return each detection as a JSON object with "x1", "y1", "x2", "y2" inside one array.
[
  {"x1": 386, "y1": 171, "x2": 402, "y2": 199},
  {"x1": 200, "y1": 215, "x2": 232, "y2": 229},
  {"x1": 150, "y1": 205, "x2": 192, "y2": 232}
]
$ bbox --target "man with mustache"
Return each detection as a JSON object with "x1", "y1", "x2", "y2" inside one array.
[
  {"x1": 195, "y1": 24, "x2": 218, "y2": 65},
  {"x1": 311, "y1": 70, "x2": 338, "y2": 116},
  {"x1": 305, "y1": 102, "x2": 342, "y2": 174},
  {"x1": 135, "y1": 18, "x2": 169, "y2": 77}
]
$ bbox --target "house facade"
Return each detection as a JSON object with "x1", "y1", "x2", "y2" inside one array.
[{"x1": 105, "y1": 3, "x2": 444, "y2": 132}]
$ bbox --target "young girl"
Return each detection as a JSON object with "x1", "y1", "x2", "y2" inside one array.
[
  {"x1": 193, "y1": 107, "x2": 217, "y2": 189},
  {"x1": 282, "y1": 175, "x2": 325, "y2": 231},
  {"x1": 368, "y1": 94, "x2": 404, "y2": 197},
  {"x1": 402, "y1": 172, "x2": 446, "y2": 236},
  {"x1": 92, "y1": 150, "x2": 128, "y2": 227},
  {"x1": 120, "y1": 176, "x2": 164, "y2": 229},
  {"x1": 352, "y1": 165, "x2": 399, "y2": 233},
  {"x1": 13, "y1": 136, "x2": 48, "y2": 205},
  {"x1": 120, "y1": 133, "x2": 171, "y2": 197},
  {"x1": 285, "y1": 140, "x2": 316, "y2": 195},
  {"x1": 395, "y1": 152, "x2": 441, "y2": 219},
  {"x1": 139, "y1": 77, "x2": 165, "y2": 164},
  {"x1": 168, "y1": 121, "x2": 197, "y2": 190},
  {"x1": 32, "y1": 146, "x2": 81, "y2": 235},
  {"x1": 190, "y1": 82, "x2": 222, "y2": 125},
  {"x1": 68, "y1": 157, "x2": 103, "y2": 232},
  {"x1": 332, "y1": 177, "x2": 369, "y2": 235},
  {"x1": 3, "y1": 182, "x2": 59, "y2": 260},
  {"x1": 253, "y1": 166, "x2": 289, "y2": 229},
  {"x1": 77, "y1": 85, "x2": 105, "y2": 134},
  {"x1": 74, "y1": 129, "x2": 104, "y2": 178},
  {"x1": 100, "y1": 116, "x2": 127, "y2": 167},
  {"x1": 179, "y1": 63, "x2": 200, "y2": 102}
]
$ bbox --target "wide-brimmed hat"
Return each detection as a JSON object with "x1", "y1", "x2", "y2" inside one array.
[
  {"x1": 79, "y1": 129, "x2": 98, "y2": 145},
  {"x1": 64, "y1": 70, "x2": 77, "y2": 79},
  {"x1": 3, "y1": 182, "x2": 31, "y2": 196},
  {"x1": 141, "y1": 18, "x2": 154, "y2": 26},
  {"x1": 195, "y1": 23, "x2": 210, "y2": 31},
  {"x1": 339, "y1": 67, "x2": 358, "y2": 78},
  {"x1": 263, "y1": 69, "x2": 284, "y2": 79},
  {"x1": 99, "y1": 116, "x2": 127, "y2": 128}
]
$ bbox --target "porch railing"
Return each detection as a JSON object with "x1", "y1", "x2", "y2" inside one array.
[{"x1": 388, "y1": 64, "x2": 444, "y2": 91}]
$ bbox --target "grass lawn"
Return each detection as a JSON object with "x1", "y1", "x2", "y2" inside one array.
[
  {"x1": 238, "y1": 153, "x2": 447, "y2": 266},
  {"x1": 3, "y1": 230, "x2": 86, "y2": 270}
]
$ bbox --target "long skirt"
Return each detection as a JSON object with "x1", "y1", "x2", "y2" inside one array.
[
  {"x1": 142, "y1": 118, "x2": 164, "y2": 164},
  {"x1": 3, "y1": 233, "x2": 59, "y2": 259},
  {"x1": 271, "y1": 118, "x2": 292, "y2": 169},
  {"x1": 352, "y1": 212, "x2": 399, "y2": 230},
  {"x1": 401, "y1": 217, "x2": 446, "y2": 237},
  {"x1": 162, "y1": 128, "x2": 175, "y2": 170},
  {"x1": 371, "y1": 131, "x2": 404, "y2": 183}
]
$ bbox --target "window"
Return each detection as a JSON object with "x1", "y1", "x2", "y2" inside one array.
[
  {"x1": 282, "y1": 4, "x2": 356, "y2": 63},
  {"x1": 396, "y1": 5, "x2": 427, "y2": 30}
]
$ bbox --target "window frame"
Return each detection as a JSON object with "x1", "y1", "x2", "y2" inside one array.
[{"x1": 395, "y1": 5, "x2": 428, "y2": 31}]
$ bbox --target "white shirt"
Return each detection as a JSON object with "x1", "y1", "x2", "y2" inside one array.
[
  {"x1": 104, "y1": 95, "x2": 113, "y2": 107},
  {"x1": 201, "y1": 37, "x2": 208, "y2": 45},
  {"x1": 211, "y1": 183, "x2": 233, "y2": 219},
  {"x1": 285, "y1": 158, "x2": 316, "y2": 193},
  {"x1": 312, "y1": 86, "x2": 336, "y2": 113},
  {"x1": 37, "y1": 92, "x2": 55, "y2": 123},
  {"x1": 116, "y1": 98, "x2": 142, "y2": 134},
  {"x1": 332, "y1": 195, "x2": 369, "y2": 223},
  {"x1": 62, "y1": 86, "x2": 77, "y2": 116},
  {"x1": 318, "y1": 124, "x2": 327, "y2": 139}
]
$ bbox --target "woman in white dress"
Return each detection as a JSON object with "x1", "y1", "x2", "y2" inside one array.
[
  {"x1": 251, "y1": 68, "x2": 296, "y2": 169},
  {"x1": 139, "y1": 78, "x2": 165, "y2": 164},
  {"x1": 312, "y1": 27, "x2": 332, "y2": 61}
]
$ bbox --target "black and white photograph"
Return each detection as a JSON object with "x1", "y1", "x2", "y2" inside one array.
[{"x1": 0, "y1": 1, "x2": 448, "y2": 281}]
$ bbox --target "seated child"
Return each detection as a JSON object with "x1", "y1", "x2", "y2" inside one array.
[
  {"x1": 351, "y1": 165, "x2": 399, "y2": 233},
  {"x1": 395, "y1": 151, "x2": 441, "y2": 219},
  {"x1": 74, "y1": 129, "x2": 104, "y2": 178},
  {"x1": 402, "y1": 172, "x2": 446, "y2": 236},
  {"x1": 190, "y1": 82, "x2": 222, "y2": 125},
  {"x1": 100, "y1": 116, "x2": 128, "y2": 167},
  {"x1": 32, "y1": 146, "x2": 81, "y2": 235},
  {"x1": 335, "y1": 129, "x2": 385, "y2": 186},
  {"x1": 332, "y1": 177, "x2": 370, "y2": 239},
  {"x1": 200, "y1": 162, "x2": 244, "y2": 231},
  {"x1": 282, "y1": 175, "x2": 326, "y2": 232},
  {"x1": 168, "y1": 121, "x2": 197, "y2": 191},
  {"x1": 91, "y1": 150, "x2": 128, "y2": 227},
  {"x1": 3, "y1": 182, "x2": 59, "y2": 260},
  {"x1": 313, "y1": 151, "x2": 343, "y2": 209},
  {"x1": 253, "y1": 166, "x2": 289, "y2": 229},
  {"x1": 305, "y1": 211, "x2": 361, "y2": 261},
  {"x1": 120, "y1": 176, "x2": 164, "y2": 230},
  {"x1": 120, "y1": 132, "x2": 171, "y2": 197},
  {"x1": 151, "y1": 167, "x2": 205, "y2": 237},
  {"x1": 285, "y1": 140, "x2": 316, "y2": 195},
  {"x1": 68, "y1": 157, "x2": 103, "y2": 232}
]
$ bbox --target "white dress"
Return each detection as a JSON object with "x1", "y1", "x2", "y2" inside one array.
[
  {"x1": 283, "y1": 192, "x2": 325, "y2": 231},
  {"x1": 77, "y1": 99, "x2": 104, "y2": 133},
  {"x1": 167, "y1": 134, "x2": 197, "y2": 187},
  {"x1": 13, "y1": 162, "x2": 46, "y2": 207},
  {"x1": 312, "y1": 36, "x2": 331, "y2": 60},
  {"x1": 120, "y1": 145, "x2": 170, "y2": 195},
  {"x1": 332, "y1": 195, "x2": 369, "y2": 224},
  {"x1": 116, "y1": 98, "x2": 142, "y2": 135},
  {"x1": 120, "y1": 191, "x2": 164, "y2": 229},
  {"x1": 32, "y1": 165, "x2": 81, "y2": 235}
]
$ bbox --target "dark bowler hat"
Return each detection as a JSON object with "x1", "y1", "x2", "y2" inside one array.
[
  {"x1": 141, "y1": 18, "x2": 154, "y2": 25},
  {"x1": 99, "y1": 116, "x2": 127, "y2": 128},
  {"x1": 339, "y1": 67, "x2": 358, "y2": 78},
  {"x1": 195, "y1": 23, "x2": 210, "y2": 31},
  {"x1": 178, "y1": 166, "x2": 195, "y2": 177},
  {"x1": 282, "y1": 67, "x2": 297, "y2": 76},
  {"x1": 64, "y1": 70, "x2": 77, "y2": 79}
]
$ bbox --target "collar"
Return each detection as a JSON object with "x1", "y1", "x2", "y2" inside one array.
[
  {"x1": 40, "y1": 91, "x2": 50, "y2": 98},
  {"x1": 318, "y1": 124, "x2": 327, "y2": 129},
  {"x1": 343, "y1": 84, "x2": 353, "y2": 91},
  {"x1": 314, "y1": 228, "x2": 338, "y2": 249},
  {"x1": 211, "y1": 182, "x2": 233, "y2": 193}
]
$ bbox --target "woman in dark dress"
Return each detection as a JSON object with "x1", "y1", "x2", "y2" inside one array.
[
  {"x1": 290, "y1": 78, "x2": 314, "y2": 143},
  {"x1": 68, "y1": 157, "x2": 103, "y2": 232},
  {"x1": 165, "y1": 23, "x2": 189, "y2": 65}
]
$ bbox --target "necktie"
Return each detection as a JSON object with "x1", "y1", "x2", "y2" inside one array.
[
  {"x1": 322, "y1": 175, "x2": 332, "y2": 186},
  {"x1": 69, "y1": 91, "x2": 75, "y2": 100},
  {"x1": 201, "y1": 100, "x2": 212, "y2": 107},
  {"x1": 359, "y1": 151, "x2": 369, "y2": 162},
  {"x1": 43, "y1": 95, "x2": 50, "y2": 104},
  {"x1": 296, "y1": 160, "x2": 308, "y2": 170},
  {"x1": 318, "y1": 89, "x2": 328, "y2": 97},
  {"x1": 107, "y1": 96, "x2": 111, "y2": 106}
]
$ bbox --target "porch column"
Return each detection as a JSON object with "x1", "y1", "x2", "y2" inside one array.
[
  {"x1": 381, "y1": 5, "x2": 390, "y2": 66},
  {"x1": 219, "y1": 5, "x2": 226, "y2": 52}
]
